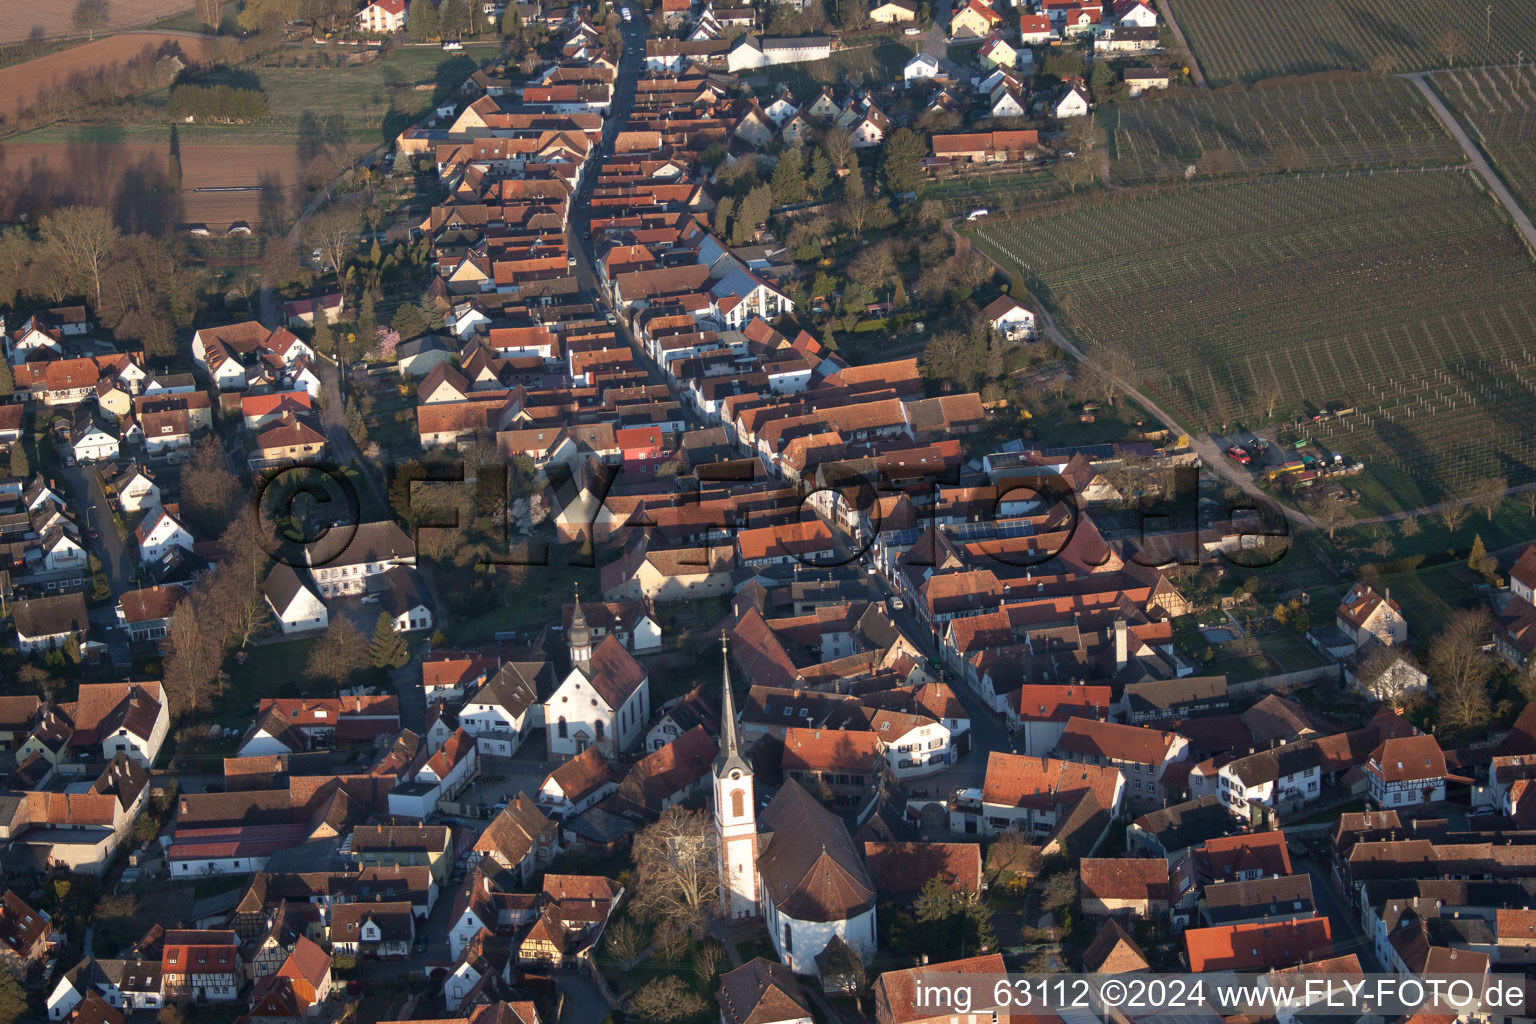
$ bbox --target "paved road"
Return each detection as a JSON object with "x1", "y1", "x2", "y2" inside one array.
[
  {"x1": 1408, "y1": 72, "x2": 1536, "y2": 254},
  {"x1": 1300, "y1": 858, "x2": 1382, "y2": 972},
  {"x1": 566, "y1": 5, "x2": 707, "y2": 420},
  {"x1": 922, "y1": 0, "x2": 950, "y2": 59},
  {"x1": 57, "y1": 460, "x2": 138, "y2": 594}
]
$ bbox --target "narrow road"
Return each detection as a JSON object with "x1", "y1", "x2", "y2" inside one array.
[
  {"x1": 58, "y1": 460, "x2": 137, "y2": 594},
  {"x1": 566, "y1": 5, "x2": 703, "y2": 418},
  {"x1": 1155, "y1": 0, "x2": 1208, "y2": 88},
  {"x1": 1408, "y1": 72, "x2": 1536, "y2": 253}
]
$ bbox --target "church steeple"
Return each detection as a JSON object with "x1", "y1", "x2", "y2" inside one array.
[
  {"x1": 713, "y1": 631, "x2": 758, "y2": 919},
  {"x1": 715, "y1": 633, "x2": 750, "y2": 777},
  {"x1": 569, "y1": 585, "x2": 592, "y2": 667}
]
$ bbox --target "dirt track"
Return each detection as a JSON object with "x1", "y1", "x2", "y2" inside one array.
[{"x1": 0, "y1": 33, "x2": 223, "y2": 123}]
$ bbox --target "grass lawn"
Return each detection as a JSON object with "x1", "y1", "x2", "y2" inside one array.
[
  {"x1": 216, "y1": 636, "x2": 321, "y2": 728},
  {"x1": 753, "y1": 36, "x2": 918, "y2": 94},
  {"x1": 441, "y1": 551, "x2": 590, "y2": 645}
]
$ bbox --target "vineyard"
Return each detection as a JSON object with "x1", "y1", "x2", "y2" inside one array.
[
  {"x1": 1433, "y1": 65, "x2": 1536, "y2": 225},
  {"x1": 1168, "y1": 0, "x2": 1536, "y2": 85},
  {"x1": 970, "y1": 171, "x2": 1536, "y2": 511},
  {"x1": 1104, "y1": 77, "x2": 1463, "y2": 185}
]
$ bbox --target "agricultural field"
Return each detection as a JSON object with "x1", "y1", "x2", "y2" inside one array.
[
  {"x1": 1168, "y1": 0, "x2": 1536, "y2": 85},
  {"x1": 0, "y1": 32, "x2": 224, "y2": 124},
  {"x1": 970, "y1": 171, "x2": 1536, "y2": 513},
  {"x1": 1104, "y1": 76, "x2": 1463, "y2": 184},
  {"x1": 194, "y1": 44, "x2": 498, "y2": 145},
  {"x1": 0, "y1": 139, "x2": 310, "y2": 231},
  {"x1": 1433, "y1": 65, "x2": 1536, "y2": 223},
  {"x1": 0, "y1": 0, "x2": 194, "y2": 43}
]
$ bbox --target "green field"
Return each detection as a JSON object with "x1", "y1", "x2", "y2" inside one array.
[
  {"x1": 192, "y1": 44, "x2": 500, "y2": 144},
  {"x1": 971, "y1": 170, "x2": 1536, "y2": 511},
  {"x1": 1168, "y1": 0, "x2": 1536, "y2": 85},
  {"x1": 1433, "y1": 65, "x2": 1536, "y2": 222},
  {"x1": 1104, "y1": 76, "x2": 1463, "y2": 184}
]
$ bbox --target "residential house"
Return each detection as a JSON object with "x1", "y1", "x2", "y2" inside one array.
[
  {"x1": 349, "y1": 825, "x2": 453, "y2": 885},
  {"x1": 1184, "y1": 919, "x2": 1332, "y2": 973},
  {"x1": 1079, "y1": 858, "x2": 1170, "y2": 918},
  {"x1": 135, "y1": 509, "x2": 194, "y2": 564},
  {"x1": 1364, "y1": 735, "x2": 1448, "y2": 808},
  {"x1": 14, "y1": 591, "x2": 89, "y2": 653},
  {"x1": 468, "y1": 794, "x2": 559, "y2": 884},
  {"x1": 116, "y1": 586, "x2": 185, "y2": 643},
  {"x1": 1052, "y1": 718, "x2": 1189, "y2": 811},
  {"x1": 161, "y1": 931, "x2": 241, "y2": 1001},
  {"x1": 982, "y1": 295, "x2": 1036, "y2": 340},
  {"x1": 1051, "y1": 81, "x2": 1092, "y2": 118},
  {"x1": 718, "y1": 959, "x2": 813, "y2": 1024},
  {"x1": 949, "y1": 0, "x2": 1003, "y2": 38},
  {"x1": 873, "y1": 954, "x2": 1004, "y2": 1024},
  {"x1": 1336, "y1": 583, "x2": 1407, "y2": 649},
  {"x1": 537, "y1": 748, "x2": 617, "y2": 818},
  {"x1": 262, "y1": 564, "x2": 328, "y2": 634},
  {"x1": 328, "y1": 903, "x2": 414, "y2": 958},
  {"x1": 460, "y1": 662, "x2": 544, "y2": 756},
  {"x1": 868, "y1": 0, "x2": 916, "y2": 21},
  {"x1": 305, "y1": 521, "x2": 416, "y2": 597},
  {"x1": 356, "y1": 0, "x2": 407, "y2": 32}
]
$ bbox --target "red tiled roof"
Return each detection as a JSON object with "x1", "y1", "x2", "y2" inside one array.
[
  {"x1": 782, "y1": 727, "x2": 882, "y2": 773},
  {"x1": 1185, "y1": 919, "x2": 1332, "y2": 973}
]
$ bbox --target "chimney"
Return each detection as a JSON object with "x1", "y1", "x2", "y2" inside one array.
[{"x1": 1114, "y1": 619, "x2": 1128, "y2": 670}]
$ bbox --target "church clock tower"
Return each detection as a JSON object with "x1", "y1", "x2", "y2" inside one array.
[{"x1": 713, "y1": 634, "x2": 759, "y2": 919}]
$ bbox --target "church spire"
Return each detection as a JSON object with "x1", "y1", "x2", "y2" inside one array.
[
  {"x1": 569, "y1": 585, "x2": 592, "y2": 667},
  {"x1": 715, "y1": 632, "x2": 750, "y2": 776}
]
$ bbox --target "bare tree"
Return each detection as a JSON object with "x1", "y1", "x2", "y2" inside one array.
[
  {"x1": 1308, "y1": 492, "x2": 1351, "y2": 540},
  {"x1": 305, "y1": 200, "x2": 363, "y2": 279},
  {"x1": 195, "y1": 0, "x2": 222, "y2": 29},
  {"x1": 630, "y1": 806, "x2": 719, "y2": 934},
  {"x1": 181, "y1": 437, "x2": 241, "y2": 537},
  {"x1": 1054, "y1": 153, "x2": 1100, "y2": 194},
  {"x1": 1356, "y1": 643, "x2": 1421, "y2": 708},
  {"x1": 603, "y1": 918, "x2": 644, "y2": 960},
  {"x1": 1520, "y1": 489, "x2": 1536, "y2": 520},
  {"x1": 1369, "y1": 52, "x2": 1399, "y2": 75},
  {"x1": 1436, "y1": 29, "x2": 1469, "y2": 67},
  {"x1": 821, "y1": 129, "x2": 853, "y2": 170},
  {"x1": 1438, "y1": 501, "x2": 1471, "y2": 534},
  {"x1": 628, "y1": 977, "x2": 706, "y2": 1024},
  {"x1": 1430, "y1": 609, "x2": 1493, "y2": 734},
  {"x1": 306, "y1": 618, "x2": 369, "y2": 682},
  {"x1": 694, "y1": 941, "x2": 726, "y2": 984},
  {"x1": 1256, "y1": 375, "x2": 1285, "y2": 420},
  {"x1": 1470, "y1": 475, "x2": 1508, "y2": 522},
  {"x1": 73, "y1": 0, "x2": 110, "y2": 39},
  {"x1": 40, "y1": 206, "x2": 119, "y2": 310}
]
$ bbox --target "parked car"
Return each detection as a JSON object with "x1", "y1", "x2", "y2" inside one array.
[{"x1": 1225, "y1": 445, "x2": 1251, "y2": 466}]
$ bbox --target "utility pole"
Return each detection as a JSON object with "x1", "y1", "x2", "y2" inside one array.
[{"x1": 1487, "y1": 3, "x2": 1493, "y2": 46}]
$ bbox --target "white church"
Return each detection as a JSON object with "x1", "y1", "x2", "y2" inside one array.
[
  {"x1": 544, "y1": 594, "x2": 650, "y2": 758},
  {"x1": 713, "y1": 638, "x2": 878, "y2": 976}
]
